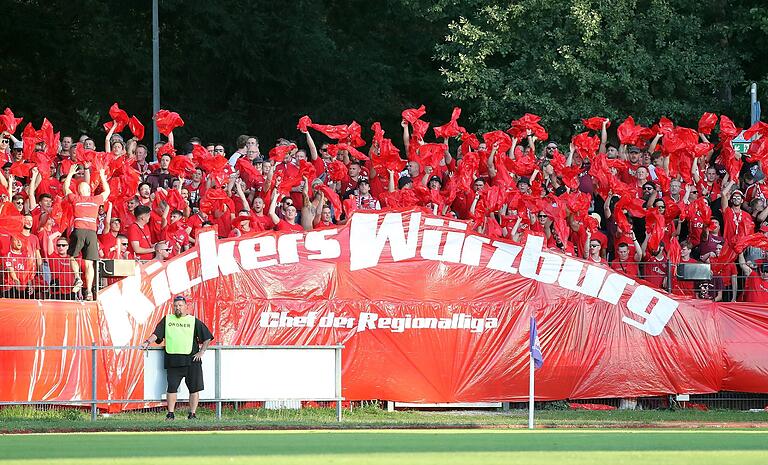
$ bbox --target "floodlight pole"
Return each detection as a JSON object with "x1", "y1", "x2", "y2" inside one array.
[{"x1": 152, "y1": 0, "x2": 160, "y2": 149}]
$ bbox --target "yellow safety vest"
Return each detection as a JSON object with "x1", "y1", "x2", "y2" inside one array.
[{"x1": 165, "y1": 315, "x2": 195, "y2": 355}]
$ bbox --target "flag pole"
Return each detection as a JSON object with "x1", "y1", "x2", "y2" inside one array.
[{"x1": 528, "y1": 350, "x2": 535, "y2": 429}]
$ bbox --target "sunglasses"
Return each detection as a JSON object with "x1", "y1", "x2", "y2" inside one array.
[
  {"x1": 14, "y1": 200, "x2": 23, "y2": 205},
  {"x1": 0, "y1": 139, "x2": 8, "y2": 144},
  {"x1": 590, "y1": 243, "x2": 600, "y2": 248},
  {"x1": 690, "y1": 190, "x2": 698, "y2": 194},
  {"x1": 538, "y1": 215, "x2": 548, "y2": 219},
  {"x1": 120, "y1": 242, "x2": 129, "y2": 247}
]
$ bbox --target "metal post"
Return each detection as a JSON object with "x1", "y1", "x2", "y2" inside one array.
[
  {"x1": 90, "y1": 342, "x2": 97, "y2": 421},
  {"x1": 750, "y1": 83, "x2": 759, "y2": 126},
  {"x1": 528, "y1": 354, "x2": 534, "y2": 429},
  {"x1": 666, "y1": 259, "x2": 672, "y2": 293},
  {"x1": 335, "y1": 346, "x2": 342, "y2": 422},
  {"x1": 152, "y1": 0, "x2": 160, "y2": 149},
  {"x1": 215, "y1": 343, "x2": 221, "y2": 421}
]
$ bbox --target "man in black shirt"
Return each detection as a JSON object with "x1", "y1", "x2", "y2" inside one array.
[{"x1": 141, "y1": 295, "x2": 213, "y2": 420}]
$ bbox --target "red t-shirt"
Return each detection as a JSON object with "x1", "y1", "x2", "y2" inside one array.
[
  {"x1": 672, "y1": 257, "x2": 699, "y2": 297},
  {"x1": 611, "y1": 260, "x2": 640, "y2": 279},
  {"x1": 744, "y1": 271, "x2": 768, "y2": 303},
  {"x1": 643, "y1": 253, "x2": 668, "y2": 289},
  {"x1": 3, "y1": 251, "x2": 34, "y2": 290},
  {"x1": 127, "y1": 223, "x2": 154, "y2": 260},
  {"x1": 68, "y1": 194, "x2": 104, "y2": 231},
  {"x1": 98, "y1": 232, "x2": 119, "y2": 258},
  {"x1": 276, "y1": 219, "x2": 304, "y2": 233},
  {"x1": 251, "y1": 214, "x2": 274, "y2": 232},
  {"x1": 165, "y1": 225, "x2": 190, "y2": 256},
  {"x1": 48, "y1": 254, "x2": 81, "y2": 290}
]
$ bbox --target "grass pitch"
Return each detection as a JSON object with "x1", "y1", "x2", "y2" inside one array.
[{"x1": 1, "y1": 430, "x2": 767, "y2": 465}]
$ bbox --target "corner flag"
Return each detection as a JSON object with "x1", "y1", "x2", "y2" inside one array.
[{"x1": 530, "y1": 316, "x2": 543, "y2": 369}]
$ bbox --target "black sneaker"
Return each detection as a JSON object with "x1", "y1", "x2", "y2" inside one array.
[
  {"x1": 165, "y1": 412, "x2": 175, "y2": 420},
  {"x1": 187, "y1": 412, "x2": 197, "y2": 420}
]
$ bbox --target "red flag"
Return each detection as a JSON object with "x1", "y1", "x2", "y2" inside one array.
[
  {"x1": 128, "y1": 116, "x2": 145, "y2": 140},
  {"x1": 0, "y1": 108, "x2": 23, "y2": 135},
  {"x1": 572, "y1": 132, "x2": 600, "y2": 158},
  {"x1": 268, "y1": 144, "x2": 297, "y2": 163},
  {"x1": 327, "y1": 160, "x2": 348, "y2": 182},
  {"x1": 104, "y1": 103, "x2": 130, "y2": 132},
  {"x1": 698, "y1": 112, "x2": 717, "y2": 135},
  {"x1": 433, "y1": 107, "x2": 464, "y2": 139},
  {"x1": 315, "y1": 184, "x2": 342, "y2": 221},
  {"x1": 719, "y1": 115, "x2": 740, "y2": 141},
  {"x1": 156, "y1": 142, "x2": 176, "y2": 158},
  {"x1": 154, "y1": 109, "x2": 185, "y2": 136},
  {"x1": 236, "y1": 158, "x2": 266, "y2": 186},
  {"x1": 297, "y1": 115, "x2": 312, "y2": 133},
  {"x1": 168, "y1": 155, "x2": 196, "y2": 178},
  {"x1": 402, "y1": 105, "x2": 426, "y2": 124},
  {"x1": 482, "y1": 130, "x2": 512, "y2": 154},
  {"x1": 582, "y1": 117, "x2": 609, "y2": 131},
  {"x1": 308, "y1": 123, "x2": 350, "y2": 140},
  {"x1": 734, "y1": 233, "x2": 768, "y2": 253}
]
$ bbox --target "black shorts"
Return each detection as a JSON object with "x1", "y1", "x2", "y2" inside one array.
[
  {"x1": 166, "y1": 364, "x2": 204, "y2": 394},
  {"x1": 68, "y1": 228, "x2": 99, "y2": 261}
]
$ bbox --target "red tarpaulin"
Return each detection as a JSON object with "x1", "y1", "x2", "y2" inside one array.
[{"x1": 1, "y1": 209, "x2": 767, "y2": 409}]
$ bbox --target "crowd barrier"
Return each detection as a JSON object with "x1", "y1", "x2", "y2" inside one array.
[{"x1": 0, "y1": 344, "x2": 345, "y2": 421}]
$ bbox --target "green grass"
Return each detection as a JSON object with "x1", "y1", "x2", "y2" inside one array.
[
  {"x1": 1, "y1": 430, "x2": 767, "y2": 465},
  {"x1": 0, "y1": 404, "x2": 766, "y2": 433}
]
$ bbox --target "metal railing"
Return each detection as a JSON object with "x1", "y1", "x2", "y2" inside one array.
[
  {"x1": 0, "y1": 256, "x2": 763, "y2": 301},
  {"x1": 0, "y1": 344, "x2": 345, "y2": 421}
]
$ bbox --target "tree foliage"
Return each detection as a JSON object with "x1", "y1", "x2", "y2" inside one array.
[
  {"x1": 416, "y1": 0, "x2": 767, "y2": 140},
  {"x1": 0, "y1": 0, "x2": 766, "y2": 148}
]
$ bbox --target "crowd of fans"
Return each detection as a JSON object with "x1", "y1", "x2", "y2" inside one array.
[{"x1": 0, "y1": 105, "x2": 767, "y2": 303}]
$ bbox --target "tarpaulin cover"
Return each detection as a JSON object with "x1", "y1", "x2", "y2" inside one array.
[{"x1": 1, "y1": 209, "x2": 767, "y2": 409}]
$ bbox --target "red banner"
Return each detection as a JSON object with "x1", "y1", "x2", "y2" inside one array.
[{"x1": 2, "y1": 209, "x2": 768, "y2": 407}]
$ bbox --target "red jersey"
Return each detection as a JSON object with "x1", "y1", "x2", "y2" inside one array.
[
  {"x1": 127, "y1": 223, "x2": 154, "y2": 260},
  {"x1": 98, "y1": 232, "x2": 119, "y2": 258},
  {"x1": 744, "y1": 271, "x2": 768, "y2": 303},
  {"x1": 68, "y1": 194, "x2": 103, "y2": 231},
  {"x1": 643, "y1": 253, "x2": 668, "y2": 289},
  {"x1": 276, "y1": 219, "x2": 304, "y2": 233},
  {"x1": 722, "y1": 207, "x2": 754, "y2": 249},
  {"x1": 3, "y1": 251, "x2": 35, "y2": 290},
  {"x1": 48, "y1": 254, "x2": 81, "y2": 290},
  {"x1": 251, "y1": 214, "x2": 274, "y2": 232},
  {"x1": 165, "y1": 225, "x2": 190, "y2": 256},
  {"x1": 611, "y1": 260, "x2": 640, "y2": 279},
  {"x1": 672, "y1": 257, "x2": 698, "y2": 297}
]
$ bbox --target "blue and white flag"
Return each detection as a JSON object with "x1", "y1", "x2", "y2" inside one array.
[{"x1": 530, "y1": 316, "x2": 543, "y2": 369}]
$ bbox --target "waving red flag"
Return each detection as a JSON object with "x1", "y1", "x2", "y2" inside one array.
[
  {"x1": 315, "y1": 184, "x2": 343, "y2": 221},
  {"x1": 154, "y1": 109, "x2": 185, "y2": 136},
  {"x1": 582, "y1": 117, "x2": 609, "y2": 131},
  {"x1": 433, "y1": 107, "x2": 464, "y2": 139},
  {"x1": 719, "y1": 115, "x2": 740, "y2": 141},
  {"x1": 402, "y1": 105, "x2": 426, "y2": 124},
  {"x1": 698, "y1": 112, "x2": 718, "y2": 135},
  {"x1": 168, "y1": 155, "x2": 196, "y2": 178},
  {"x1": 268, "y1": 144, "x2": 297, "y2": 163},
  {"x1": 128, "y1": 116, "x2": 145, "y2": 140},
  {"x1": 297, "y1": 115, "x2": 312, "y2": 133},
  {"x1": 0, "y1": 108, "x2": 23, "y2": 135}
]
